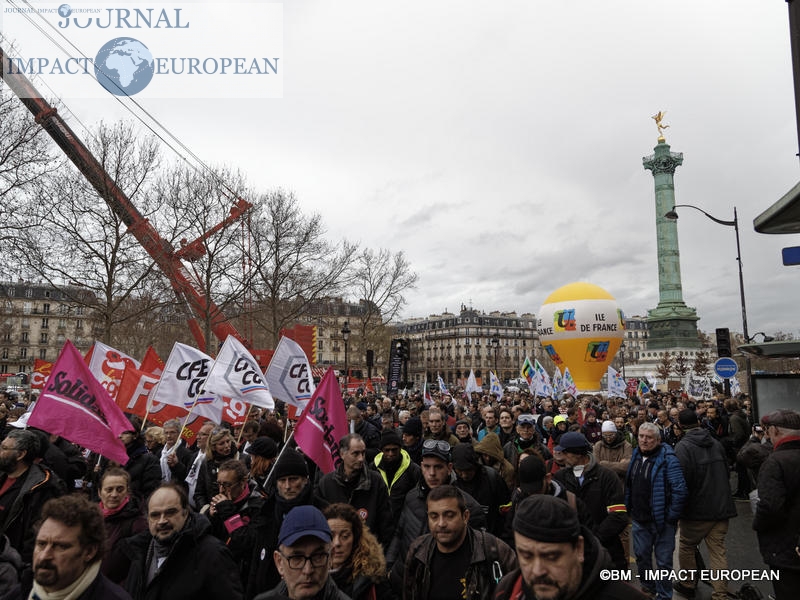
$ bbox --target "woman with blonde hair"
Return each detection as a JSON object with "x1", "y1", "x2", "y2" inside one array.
[
  {"x1": 194, "y1": 425, "x2": 239, "y2": 509},
  {"x1": 323, "y1": 503, "x2": 392, "y2": 600}
]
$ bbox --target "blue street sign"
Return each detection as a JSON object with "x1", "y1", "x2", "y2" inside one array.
[
  {"x1": 782, "y1": 246, "x2": 800, "y2": 266},
  {"x1": 714, "y1": 357, "x2": 738, "y2": 379}
]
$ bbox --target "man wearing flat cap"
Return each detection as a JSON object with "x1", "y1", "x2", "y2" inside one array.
[
  {"x1": 494, "y1": 494, "x2": 649, "y2": 600},
  {"x1": 254, "y1": 505, "x2": 349, "y2": 600},
  {"x1": 753, "y1": 409, "x2": 800, "y2": 600}
]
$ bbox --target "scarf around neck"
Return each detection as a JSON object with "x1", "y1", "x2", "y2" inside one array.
[{"x1": 29, "y1": 560, "x2": 100, "y2": 600}]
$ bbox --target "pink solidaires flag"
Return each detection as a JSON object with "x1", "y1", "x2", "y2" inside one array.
[
  {"x1": 29, "y1": 340, "x2": 130, "y2": 465},
  {"x1": 293, "y1": 367, "x2": 348, "y2": 474}
]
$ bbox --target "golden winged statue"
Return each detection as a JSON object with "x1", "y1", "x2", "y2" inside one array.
[{"x1": 652, "y1": 111, "x2": 669, "y2": 141}]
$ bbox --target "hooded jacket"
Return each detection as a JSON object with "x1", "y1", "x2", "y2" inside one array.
[
  {"x1": 374, "y1": 448, "x2": 421, "y2": 519},
  {"x1": 120, "y1": 512, "x2": 243, "y2": 600},
  {"x1": 493, "y1": 527, "x2": 649, "y2": 600},
  {"x1": 674, "y1": 427, "x2": 737, "y2": 521},
  {"x1": 474, "y1": 433, "x2": 516, "y2": 490},
  {"x1": 593, "y1": 432, "x2": 632, "y2": 480}
]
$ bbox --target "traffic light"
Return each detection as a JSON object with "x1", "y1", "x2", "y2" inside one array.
[{"x1": 715, "y1": 328, "x2": 732, "y2": 358}]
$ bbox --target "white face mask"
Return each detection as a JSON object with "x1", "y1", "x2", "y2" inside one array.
[{"x1": 572, "y1": 464, "x2": 585, "y2": 478}]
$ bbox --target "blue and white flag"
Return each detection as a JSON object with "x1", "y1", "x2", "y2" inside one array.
[
  {"x1": 607, "y1": 366, "x2": 627, "y2": 399},
  {"x1": 533, "y1": 359, "x2": 553, "y2": 398},
  {"x1": 489, "y1": 371, "x2": 504, "y2": 400},
  {"x1": 438, "y1": 373, "x2": 448, "y2": 394},
  {"x1": 552, "y1": 366, "x2": 564, "y2": 398},
  {"x1": 563, "y1": 367, "x2": 578, "y2": 397}
]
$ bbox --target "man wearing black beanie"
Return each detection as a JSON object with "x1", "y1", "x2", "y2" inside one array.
[
  {"x1": 494, "y1": 495, "x2": 649, "y2": 600},
  {"x1": 374, "y1": 429, "x2": 421, "y2": 519}
]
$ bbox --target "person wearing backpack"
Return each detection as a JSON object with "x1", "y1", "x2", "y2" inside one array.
[{"x1": 402, "y1": 485, "x2": 516, "y2": 600}]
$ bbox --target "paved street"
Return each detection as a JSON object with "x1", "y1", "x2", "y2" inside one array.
[{"x1": 627, "y1": 494, "x2": 776, "y2": 599}]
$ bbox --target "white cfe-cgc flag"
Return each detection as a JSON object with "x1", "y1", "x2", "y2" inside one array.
[
  {"x1": 150, "y1": 342, "x2": 222, "y2": 423},
  {"x1": 265, "y1": 336, "x2": 316, "y2": 411},
  {"x1": 204, "y1": 336, "x2": 275, "y2": 411}
]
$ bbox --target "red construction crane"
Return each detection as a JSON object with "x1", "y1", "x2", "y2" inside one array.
[{"x1": 1, "y1": 44, "x2": 268, "y2": 360}]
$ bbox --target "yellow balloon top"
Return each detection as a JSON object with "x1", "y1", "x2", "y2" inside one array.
[{"x1": 543, "y1": 282, "x2": 616, "y2": 304}]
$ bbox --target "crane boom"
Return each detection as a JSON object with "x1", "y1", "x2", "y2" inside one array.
[{"x1": 1, "y1": 45, "x2": 250, "y2": 353}]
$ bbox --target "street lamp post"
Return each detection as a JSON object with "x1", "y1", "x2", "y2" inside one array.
[
  {"x1": 490, "y1": 337, "x2": 499, "y2": 377},
  {"x1": 620, "y1": 341, "x2": 627, "y2": 379},
  {"x1": 341, "y1": 321, "x2": 351, "y2": 393},
  {"x1": 665, "y1": 204, "x2": 750, "y2": 395}
]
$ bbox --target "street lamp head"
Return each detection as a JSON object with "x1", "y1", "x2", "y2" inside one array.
[
  {"x1": 664, "y1": 207, "x2": 679, "y2": 220},
  {"x1": 490, "y1": 337, "x2": 499, "y2": 349},
  {"x1": 341, "y1": 321, "x2": 351, "y2": 341}
]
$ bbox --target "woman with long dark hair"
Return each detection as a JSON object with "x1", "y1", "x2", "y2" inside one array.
[{"x1": 323, "y1": 503, "x2": 392, "y2": 600}]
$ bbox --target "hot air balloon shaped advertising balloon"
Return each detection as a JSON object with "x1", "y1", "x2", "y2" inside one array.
[{"x1": 538, "y1": 282, "x2": 625, "y2": 392}]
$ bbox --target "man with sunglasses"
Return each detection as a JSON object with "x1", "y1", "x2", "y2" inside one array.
[
  {"x1": 254, "y1": 505, "x2": 349, "y2": 600},
  {"x1": 385, "y1": 439, "x2": 487, "y2": 580}
]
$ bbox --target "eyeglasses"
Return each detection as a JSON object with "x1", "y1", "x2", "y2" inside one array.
[
  {"x1": 278, "y1": 550, "x2": 330, "y2": 570},
  {"x1": 215, "y1": 480, "x2": 242, "y2": 490},
  {"x1": 422, "y1": 439, "x2": 451, "y2": 452}
]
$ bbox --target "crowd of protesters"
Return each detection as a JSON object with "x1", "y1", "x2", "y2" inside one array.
[{"x1": 0, "y1": 383, "x2": 795, "y2": 600}]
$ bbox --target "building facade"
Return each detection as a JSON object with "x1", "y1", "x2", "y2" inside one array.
[
  {"x1": 0, "y1": 281, "x2": 97, "y2": 376},
  {"x1": 299, "y1": 296, "x2": 386, "y2": 376},
  {"x1": 397, "y1": 304, "x2": 538, "y2": 387}
]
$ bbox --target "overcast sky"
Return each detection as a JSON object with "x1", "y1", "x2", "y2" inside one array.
[{"x1": 7, "y1": 1, "x2": 800, "y2": 337}]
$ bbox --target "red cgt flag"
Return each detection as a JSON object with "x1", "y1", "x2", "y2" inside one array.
[{"x1": 31, "y1": 359, "x2": 53, "y2": 390}]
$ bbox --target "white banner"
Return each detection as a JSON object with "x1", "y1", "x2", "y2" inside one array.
[
  {"x1": 265, "y1": 336, "x2": 315, "y2": 411},
  {"x1": 150, "y1": 342, "x2": 222, "y2": 422},
  {"x1": 204, "y1": 336, "x2": 274, "y2": 411}
]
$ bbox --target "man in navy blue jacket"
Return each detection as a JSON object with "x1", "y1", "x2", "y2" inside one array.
[{"x1": 625, "y1": 421, "x2": 687, "y2": 600}]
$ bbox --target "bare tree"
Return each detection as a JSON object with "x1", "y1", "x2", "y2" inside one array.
[
  {"x1": 247, "y1": 190, "x2": 357, "y2": 347},
  {"x1": 348, "y1": 248, "x2": 417, "y2": 361},
  {"x1": 10, "y1": 121, "x2": 169, "y2": 348},
  {"x1": 156, "y1": 165, "x2": 252, "y2": 353},
  {"x1": 0, "y1": 86, "x2": 60, "y2": 249}
]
